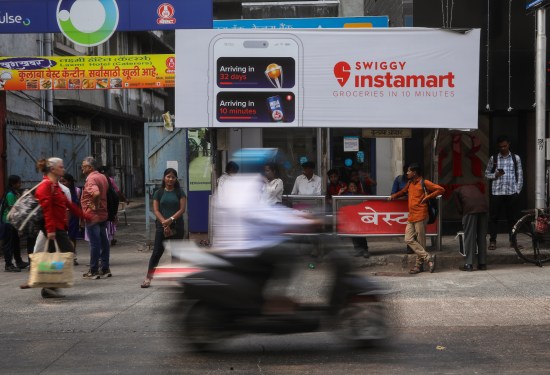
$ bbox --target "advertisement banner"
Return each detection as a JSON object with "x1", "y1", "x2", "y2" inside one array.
[
  {"x1": 214, "y1": 16, "x2": 389, "y2": 29},
  {"x1": 337, "y1": 199, "x2": 438, "y2": 236},
  {"x1": 0, "y1": 54, "x2": 175, "y2": 91},
  {"x1": 0, "y1": 0, "x2": 212, "y2": 46},
  {"x1": 0, "y1": 0, "x2": 212, "y2": 32},
  {"x1": 175, "y1": 28, "x2": 480, "y2": 129}
]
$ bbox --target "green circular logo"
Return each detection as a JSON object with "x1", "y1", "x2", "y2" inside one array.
[{"x1": 57, "y1": 0, "x2": 119, "y2": 47}]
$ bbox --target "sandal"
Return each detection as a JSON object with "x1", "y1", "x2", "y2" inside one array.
[
  {"x1": 141, "y1": 279, "x2": 151, "y2": 288},
  {"x1": 428, "y1": 254, "x2": 437, "y2": 273},
  {"x1": 488, "y1": 241, "x2": 496, "y2": 251},
  {"x1": 409, "y1": 264, "x2": 424, "y2": 274}
]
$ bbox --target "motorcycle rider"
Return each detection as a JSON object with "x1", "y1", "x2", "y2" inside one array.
[{"x1": 211, "y1": 173, "x2": 320, "y2": 313}]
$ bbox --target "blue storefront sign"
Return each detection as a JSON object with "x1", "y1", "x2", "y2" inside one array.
[
  {"x1": 0, "y1": 0, "x2": 212, "y2": 36},
  {"x1": 213, "y1": 16, "x2": 388, "y2": 29}
]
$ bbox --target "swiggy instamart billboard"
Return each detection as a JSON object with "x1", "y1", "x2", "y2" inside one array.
[{"x1": 175, "y1": 28, "x2": 481, "y2": 129}]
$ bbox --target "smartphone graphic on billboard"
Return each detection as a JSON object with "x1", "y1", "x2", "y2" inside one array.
[{"x1": 208, "y1": 34, "x2": 303, "y2": 127}]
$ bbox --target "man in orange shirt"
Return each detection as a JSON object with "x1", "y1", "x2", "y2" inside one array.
[{"x1": 389, "y1": 163, "x2": 444, "y2": 274}]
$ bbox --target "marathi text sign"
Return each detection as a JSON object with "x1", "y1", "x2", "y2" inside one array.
[
  {"x1": 337, "y1": 199, "x2": 437, "y2": 235},
  {"x1": 0, "y1": 55, "x2": 175, "y2": 91},
  {"x1": 176, "y1": 29, "x2": 480, "y2": 129}
]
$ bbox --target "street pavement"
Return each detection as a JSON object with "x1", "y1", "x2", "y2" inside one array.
[{"x1": 1, "y1": 200, "x2": 549, "y2": 374}]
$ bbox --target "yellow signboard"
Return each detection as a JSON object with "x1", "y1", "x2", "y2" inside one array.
[{"x1": 0, "y1": 54, "x2": 175, "y2": 91}]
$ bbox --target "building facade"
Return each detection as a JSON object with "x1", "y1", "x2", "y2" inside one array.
[{"x1": 0, "y1": 30, "x2": 175, "y2": 196}]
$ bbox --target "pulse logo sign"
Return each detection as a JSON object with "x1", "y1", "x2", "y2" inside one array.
[
  {"x1": 0, "y1": 11, "x2": 31, "y2": 26},
  {"x1": 57, "y1": 0, "x2": 119, "y2": 47},
  {"x1": 334, "y1": 61, "x2": 351, "y2": 87}
]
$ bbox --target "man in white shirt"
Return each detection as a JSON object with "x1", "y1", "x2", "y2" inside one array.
[
  {"x1": 291, "y1": 161, "x2": 322, "y2": 195},
  {"x1": 290, "y1": 161, "x2": 323, "y2": 258},
  {"x1": 216, "y1": 161, "x2": 239, "y2": 193}
]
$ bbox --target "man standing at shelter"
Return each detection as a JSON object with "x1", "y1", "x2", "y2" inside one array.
[
  {"x1": 217, "y1": 161, "x2": 239, "y2": 192},
  {"x1": 81, "y1": 156, "x2": 112, "y2": 279},
  {"x1": 484, "y1": 135, "x2": 523, "y2": 251},
  {"x1": 453, "y1": 185, "x2": 489, "y2": 271},
  {"x1": 291, "y1": 161, "x2": 322, "y2": 196},
  {"x1": 291, "y1": 161, "x2": 322, "y2": 258},
  {"x1": 389, "y1": 163, "x2": 444, "y2": 274}
]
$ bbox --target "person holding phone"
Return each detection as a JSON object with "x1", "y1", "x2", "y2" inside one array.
[
  {"x1": 484, "y1": 135, "x2": 523, "y2": 251},
  {"x1": 141, "y1": 168, "x2": 186, "y2": 288}
]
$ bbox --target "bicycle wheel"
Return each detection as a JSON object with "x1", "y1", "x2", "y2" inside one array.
[{"x1": 512, "y1": 213, "x2": 550, "y2": 266}]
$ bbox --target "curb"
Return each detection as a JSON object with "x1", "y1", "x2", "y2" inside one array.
[{"x1": 355, "y1": 251, "x2": 524, "y2": 273}]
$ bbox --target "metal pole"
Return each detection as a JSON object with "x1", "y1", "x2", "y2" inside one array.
[
  {"x1": 535, "y1": 9, "x2": 546, "y2": 209},
  {"x1": 43, "y1": 33, "x2": 54, "y2": 123}
]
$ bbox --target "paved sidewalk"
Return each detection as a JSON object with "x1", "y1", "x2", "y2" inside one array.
[{"x1": 346, "y1": 235, "x2": 524, "y2": 274}]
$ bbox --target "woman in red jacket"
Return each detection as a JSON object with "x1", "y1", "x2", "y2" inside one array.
[{"x1": 34, "y1": 157, "x2": 87, "y2": 298}]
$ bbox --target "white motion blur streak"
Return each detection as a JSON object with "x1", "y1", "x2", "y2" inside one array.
[{"x1": 212, "y1": 174, "x2": 313, "y2": 257}]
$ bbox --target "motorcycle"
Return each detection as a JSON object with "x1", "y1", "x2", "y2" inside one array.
[{"x1": 157, "y1": 238, "x2": 390, "y2": 351}]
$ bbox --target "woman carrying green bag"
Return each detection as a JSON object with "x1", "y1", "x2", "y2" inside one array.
[{"x1": 30, "y1": 158, "x2": 90, "y2": 298}]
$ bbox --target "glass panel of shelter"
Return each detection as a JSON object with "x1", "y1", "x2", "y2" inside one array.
[
  {"x1": 330, "y1": 128, "x2": 376, "y2": 194},
  {"x1": 263, "y1": 128, "x2": 318, "y2": 194}
]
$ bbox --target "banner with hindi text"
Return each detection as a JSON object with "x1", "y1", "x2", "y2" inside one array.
[{"x1": 0, "y1": 54, "x2": 175, "y2": 91}]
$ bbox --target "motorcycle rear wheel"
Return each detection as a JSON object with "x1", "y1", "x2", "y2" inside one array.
[
  {"x1": 335, "y1": 302, "x2": 390, "y2": 347},
  {"x1": 184, "y1": 302, "x2": 228, "y2": 351}
]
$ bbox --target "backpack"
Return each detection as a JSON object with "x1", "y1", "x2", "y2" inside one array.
[
  {"x1": 7, "y1": 182, "x2": 45, "y2": 233},
  {"x1": 105, "y1": 177, "x2": 120, "y2": 222},
  {"x1": 421, "y1": 179, "x2": 438, "y2": 225}
]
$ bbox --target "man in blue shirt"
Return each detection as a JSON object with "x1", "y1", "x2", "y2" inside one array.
[{"x1": 484, "y1": 135, "x2": 523, "y2": 250}]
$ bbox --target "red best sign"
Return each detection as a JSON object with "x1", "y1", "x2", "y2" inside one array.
[{"x1": 336, "y1": 199, "x2": 438, "y2": 235}]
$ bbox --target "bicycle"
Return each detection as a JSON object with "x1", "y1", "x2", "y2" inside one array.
[{"x1": 511, "y1": 208, "x2": 550, "y2": 267}]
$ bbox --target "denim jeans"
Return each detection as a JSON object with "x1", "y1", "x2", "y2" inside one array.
[{"x1": 86, "y1": 221, "x2": 110, "y2": 272}]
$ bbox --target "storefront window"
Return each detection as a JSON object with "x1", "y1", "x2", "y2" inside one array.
[
  {"x1": 263, "y1": 128, "x2": 317, "y2": 194},
  {"x1": 330, "y1": 129, "x2": 376, "y2": 194}
]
